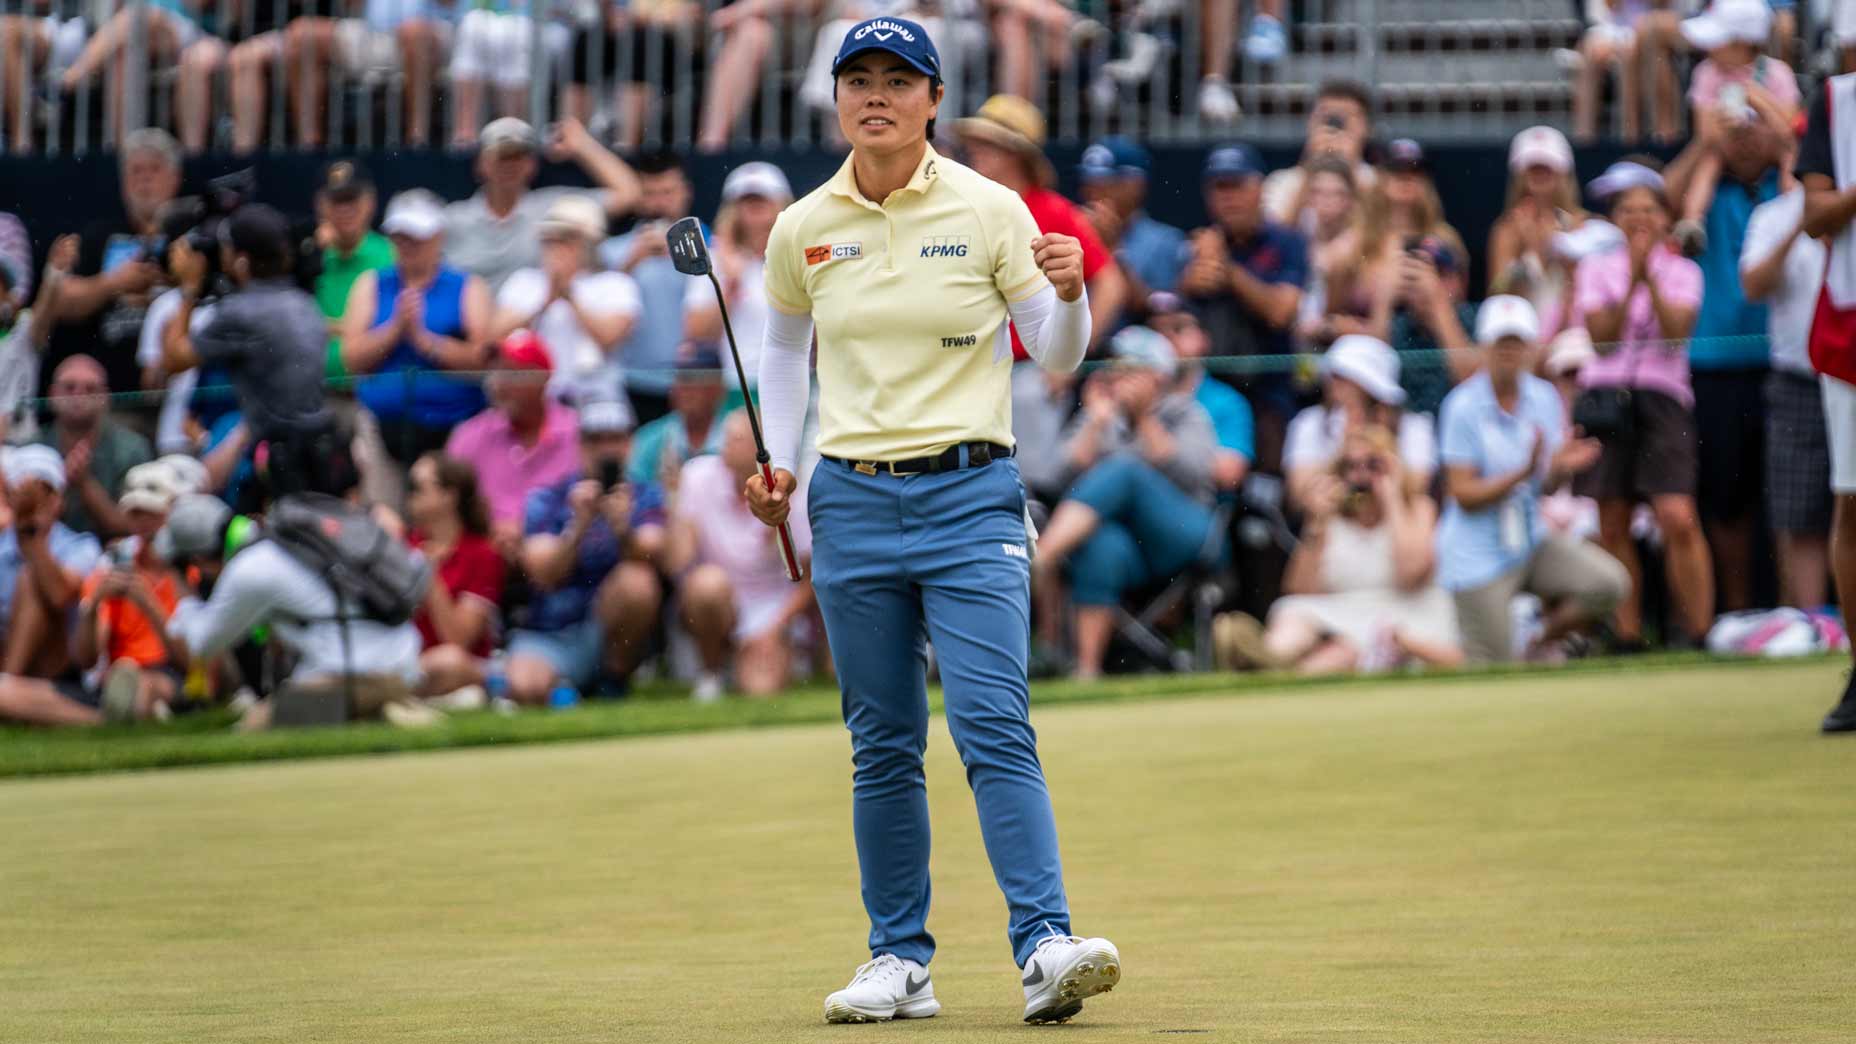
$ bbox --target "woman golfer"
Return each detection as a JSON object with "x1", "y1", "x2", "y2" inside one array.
[{"x1": 746, "y1": 16, "x2": 1118, "y2": 1027}]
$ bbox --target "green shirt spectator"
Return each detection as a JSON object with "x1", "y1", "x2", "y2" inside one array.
[{"x1": 313, "y1": 161, "x2": 393, "y2": 384}]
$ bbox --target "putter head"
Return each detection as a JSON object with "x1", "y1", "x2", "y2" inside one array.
[{"x1": 666, "y1": 216, "x2": 711, "y2": 276}]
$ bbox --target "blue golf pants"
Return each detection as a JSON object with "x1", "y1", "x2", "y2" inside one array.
[
  {"x1": 1064, "y1": 453, "x2": 1224, "y2": 607},
  {"x1": 807, "y1": 454, "x2": 1070, "y2": 969}
]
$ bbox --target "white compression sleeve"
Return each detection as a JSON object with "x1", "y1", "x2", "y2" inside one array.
[
  {"x1": 757, "y1": 308, "x2": 816, "y2": 474},
  {"x1": 1008, "y1": 283, "x2": 1092, "y2": 374}
]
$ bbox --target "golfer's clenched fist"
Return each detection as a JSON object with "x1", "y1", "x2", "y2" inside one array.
[
  {"x1": 1032, "y1": 233, "x2": 1086, "y2": 302},
  {"x1": 746, "y1": 468, "x2": 797, "y2": 527}
]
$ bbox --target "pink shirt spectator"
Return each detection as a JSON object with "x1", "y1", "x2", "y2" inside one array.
[
  {"x1": 444, "y1": 398, "x2": 582, "y2": 525},
  {"x1": 1687, "y1": 55, "x2": 1800, "y2": 112},
  {"x1": 1572, "y1": 244, "x2": 1704, "y2": 409},
  {"x1": 674, "y1": 454, "x2": 813, "y2": 640}
]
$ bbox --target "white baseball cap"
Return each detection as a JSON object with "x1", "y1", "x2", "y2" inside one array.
[
  {"x1": 3, "y1": 444, "x2": 66, "y2": 493},
  {"x1": 1325, "y1": 335, "x2": 1405, "y2": 406},
  {"x1": 1476, "y1": 295, "x2": 1541, "y2": 345},
  {"x1": 1545, "y1": 327, "x2": 1598, "y2": 377},
  {"x1": 157, "y1": 453, "x2": 210, "y2": 495},
  {"x1": 381, "y1": 190, "x2": 446, "y2": 240},
  {"x1": 578, "y1": 399, "x2": 636, "y2": 435},
  {"x1": 118, "y1": 460, "x2": 187, "y2": 514},
  {"x1": 1681, "y1": 0, "x2": 1771, "y2": 50},
  {"x1": 1508, "y1": 125, "x2": 1573, "y2": 175},
  {"x1": 721, "y1": 162, "x2": 793, "y2": 203}
]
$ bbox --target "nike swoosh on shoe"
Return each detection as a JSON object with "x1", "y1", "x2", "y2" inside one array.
[
  {"x1": 1022, "y1": 963, "x2": 1046, "y2": 987},
  {"x1": 905, "y1": 973, "x2": 928, "y2": 995}
]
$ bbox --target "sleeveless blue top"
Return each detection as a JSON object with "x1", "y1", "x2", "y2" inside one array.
[{"x1": 356, "y1": 265, "x2": 485, "y2": 426}]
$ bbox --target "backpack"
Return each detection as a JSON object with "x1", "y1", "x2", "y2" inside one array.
[{"x1": 266, "y1": 493, "x2": 432, "y2": 625}]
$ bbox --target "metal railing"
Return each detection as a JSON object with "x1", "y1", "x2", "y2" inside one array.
[{"x1": 0, "y1": 0, "x2": 1714, "y2": 156}]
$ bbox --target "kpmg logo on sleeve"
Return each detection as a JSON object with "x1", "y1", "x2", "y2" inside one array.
[{"x1": 920, "y1": 235, "x2": 971, "y2": 259}]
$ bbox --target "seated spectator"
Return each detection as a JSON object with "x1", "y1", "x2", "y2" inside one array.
[
  {"x1": 46, "y1": 129, "x2": 178, "y2": 398},
  {"x1": 602, "y1": 152, "x2": 698, "y2": 425},
  {"x1": 1572, "y1": 160, "x2": 1713, "y2": 649},
  {"x1": 1215, "y1": 426, "x2": 1462, "y2": 674},
  {"x1": 405, "y1": 453, "x2": 506, "y2": 701},
  {"x1": 444, "y1": 116, "x2": 641, "y2": 293},
  {"x1": 629, "y1": 345, "x2": 727, "y2": 487},
  {"x1": 1284, "y1": 335, "x2": 1436, "y2": 513},
  {"x1": 1261, "y1": 80, "x2": 1376, "y2": 230},
  {"x1": 490, "y1": 194, "x2": 641, "y2": 407},
  {"x1": 73, "y1": 461, "x2": 192, "y2": 719},
  {"x1": 33, "y1": 355, "x2": 153, "y2": 539},
  {"x1": 568, "y1": 0, "x2": 701, "y2": 148},
  {"x1": 1488, "y1": 126, "x2": 1594, "y2": 341},
  {"x1": 1671, "y1": 0, "x2": 1798, "y2": 256},
  {"x1": 448, "y1": 0, "x2": 575, "y2": 148},
  {"x1": 1149, "y1": 292, "x2": 1252, "y2": 492},
  {"x1": 287, "y1": 0, "x2": 457, "y2": 151},
  {"x1": 1294, "y1": 156, "x2": 1366, "y2": 348},
  {"x1": 695, "y1": 0, "x2": 814, "y2": 152},
  {"x1": 56, "y1": 2, "x2": 202, "y2": 148},
  {"x1": 1437, "y1": 296, "x2": 1627, "y2": 664},
  {"x1": 1741, "y1": 174, "x2": 1831, "y2": 610},
  {"x1": 342, "y1": 191, "x2": 492, "y2": 475},
  {"x1": 1078, "y1": 137, "x2": 1185, "y2": 297},
  {"x1": 446, "y1": 331, "x2": 583, "y2": 552},
  {"x1": 507, "y1": 400, "x2": 665, "y2": 704},
  {"x1": 988, "y1": 0, "x2": 1085, "y2": 106},
  {"x1": 0, "y1": 10, "x2": 86, "y2": 151},
  {"x1": 1346, "y1": 139, "x2": 1470, "y2": 343},
  {"x1": 1032, "y1": 327, "x2": 1226, "y2": 680},
  {"x1": 684, "y1": 162, "x2": 795, "y2": 399},
  {"x1": 670, "y1": 409, "x2": 817, "y2": 702},
  {"x1": 1182, "y1": 143, "x2": 1307, "y2": 472},
  {"x1": 1374, "y1": 232, "x2": 1475, "y2": 418},
  {"x1": 0, "y1": 446, "x2": 104, "y2": 724},
  {"x1": 955, "y1": 96, "x2": 1126, "y2": 352},
  {"x1": 1, "y1": 235, "x2": 71, "y2": 442},
  {"x1": 159, "y1": 493, "x2": 424, "y2": 728},
  {"x1": 1571, "y1": 0, "x2": 1655, "y2": 144}
]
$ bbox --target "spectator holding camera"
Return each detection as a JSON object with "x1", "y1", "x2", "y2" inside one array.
[
  {"x1": 1437, "y1": 296, "x2": 1628, "y2": 664},
  {"x1": 1488, "y1": 126, "x2": 1594, "y2": 342},
  {"x1": 1571, "y1": 160, "x2": 1713, "y2": 650},
  {"x1": 1033, "y1": 327, "x2": 1225, "y2": 680},
  {"x1": 1373, "y1": 232, "x2": 1475, "y2": 419},
  {"x1": 1349, "y1": 140, "x2": 1469, "y2": 336},
  {"x1": 342, "y1": 191, "x2": 492, "y2": 474},
  {"x1": 1294, "y1": 156, "x2": 1367, "y2": 347},
  {"x1": 670, "y1": 409, "x2": 816, "y2": 702},
  {"x1": 1215, "y1": 425, "x2": 1462, "y2": 675},
  {"x1": 507, "y1": 400, "x2": 666, "y2": 705},
  {"x1": 0, "y1": 446, "x2": 104, "y2": 725},
  {"x1": 1261, "y1": 80, "x2": 1376, "y2": 231},
  {"x1": 1284, "y1": 335, "x2": 1436, "y2": 513}
]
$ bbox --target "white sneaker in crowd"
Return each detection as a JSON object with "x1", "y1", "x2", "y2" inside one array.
[
  {"x1": 1020, "y1": 933, "x2": 1121, "y2": 1024},
  {"x1": 101, "y1": 658, "x2": 141, "y2": 724},
  {"x1": 823, "y1": 954, "x2": 940, "y2": 1023},
  {"x1": 1198, "y1": 77, "x2": 1241, "y2": 124},
  {"x1": 692, "y1": 672, "x2": 725, "y2": 704}
]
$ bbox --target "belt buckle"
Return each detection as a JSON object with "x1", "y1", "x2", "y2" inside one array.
[{"x1": 854, "y1": 461, "x2": 878, "y2": 476}]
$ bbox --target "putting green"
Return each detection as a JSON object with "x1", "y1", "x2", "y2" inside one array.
[{"x1": 2, "y1": 661, "x2": 1850, "y2": 1042}]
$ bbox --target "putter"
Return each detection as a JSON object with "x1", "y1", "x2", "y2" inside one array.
[{"x1": 667, "y1": 216, "x2": 803, "y2": 583}]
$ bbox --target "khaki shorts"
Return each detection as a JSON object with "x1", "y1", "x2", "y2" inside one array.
[{"x1": 1451, "y1": 535, "x2": 1630, "y2": 663}]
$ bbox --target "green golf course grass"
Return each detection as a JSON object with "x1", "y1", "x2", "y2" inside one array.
[{"x1": 2, "y1": 659, "x2": 1851, "y2": 1042}]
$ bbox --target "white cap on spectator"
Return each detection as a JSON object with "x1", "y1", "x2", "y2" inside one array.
[
  {"x1": 721, "y1": 162, "x2": 794, "y2": 203},
  {"x1": 118, "y1": 460, "x2": 187, "y2": 514},
  {"x1": 538, "y1": 195, "x2": 608, "y2": 241},
  {"x1": 157, "y1": 453, "x2": 209, "y2": 495},
  {"x1": 2, "y1": 444, "x2": 65, "y2": 492},
  {"x1": 1552, "y1": 219, "x2": 1626, "y2": 262},
  {"x1": 480, "y1": 116, "x2": 538, "y2": 153},
  {"x1": 1326, "y1": 335, "x2": 1405, "y2": 406},
  {"x1": 579, "y1": 399, "x2": 636, "y2": 435},
  {"x1": 1508, "y1": 126, "x2": 1573, "y2": 174},
  {"x1": 1587, "y1": 161, "x2": 1666, "y2": 203},
  {"x1": 1476, "y1": 295, "x2": 1541, "y2": 345},
  {"x1": 153, "y1": 493, "x2": 233, "y2": 564},
  {"x1": 1681, "y1": 0, "x2": 1772, "y2": 50},
  {"x1": 382, "y1": 191, "x2": 446, "y2": 240},
  {"x1": 1546, "y1": 327, "x2": 1598, "y2": 377},
  {"x1": 1109, "y1": 325, "x2": 1178, "y2": 379}
]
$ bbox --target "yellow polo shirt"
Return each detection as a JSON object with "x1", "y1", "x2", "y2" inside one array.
[{"x1": 763, "y1": 145, "x2": 1049, "y2": 462}]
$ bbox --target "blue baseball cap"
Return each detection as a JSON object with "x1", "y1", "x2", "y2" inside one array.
[
  {"x1": 830, "y1": 17, "x2": 941, "y2": 79},
  {"x1": 1202, "y1": 143, "x2": 1265, "y2": 182},
  {"x1": 1078, "y1": 137, "x2": 1152, "y2": 182}
]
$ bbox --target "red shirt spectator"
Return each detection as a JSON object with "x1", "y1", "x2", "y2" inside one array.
[
  {"x1": 409, "y1": 530, "x2": 505, "y2": 657},
  {"x1": 1011, "y1": 187, "x2": 1113, "y2": 360}
]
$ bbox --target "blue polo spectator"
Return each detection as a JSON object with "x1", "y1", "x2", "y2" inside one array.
[
  {"x1": 600, "y1": 152, "x2": 701, "y2": 426},
  {"x1": 1078, "y1": 137, "x2": 1186, "y2": 296},
  {"x1": 1181, "y1": 143, "x2": 1308, "y2": 473}
]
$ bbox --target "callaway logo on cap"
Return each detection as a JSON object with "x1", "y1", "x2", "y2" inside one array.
[
  {"x1": 855, "y1": 18, "x2": 916, "y2": 42},
  {"x1": 832, "y1": 15, "x2": 940, "y2": 77}
]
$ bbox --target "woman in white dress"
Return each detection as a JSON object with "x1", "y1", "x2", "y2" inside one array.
[{"x1": 1217, "y1": 425, "x2": 1463, "y2": 674}]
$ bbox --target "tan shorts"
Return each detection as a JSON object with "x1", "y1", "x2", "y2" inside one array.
[{"x1": 1451, "y1": 535, "x2": 1631, "y2": 663}]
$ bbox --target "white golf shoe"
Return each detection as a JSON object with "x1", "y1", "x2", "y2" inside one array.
[
  {"x1": 823, "y1": 954, "x2": 940, "y2": 1023},
  {"x1": 1020, "y1": 934, "x2": 1121, "y2": 1024}
]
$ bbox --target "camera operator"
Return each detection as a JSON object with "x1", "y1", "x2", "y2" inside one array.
[{"x1": 160, "y1": 205, "x2": 338, "y2": 502}]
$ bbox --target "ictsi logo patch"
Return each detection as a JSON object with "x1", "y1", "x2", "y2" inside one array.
[{"x1": 806, "y1": 242, "x2": 863, "y2": 266}]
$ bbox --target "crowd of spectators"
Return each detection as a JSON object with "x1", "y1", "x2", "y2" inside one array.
[{"x1": 3, "y1": 2, "x2": 1853, "y2": 731}]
